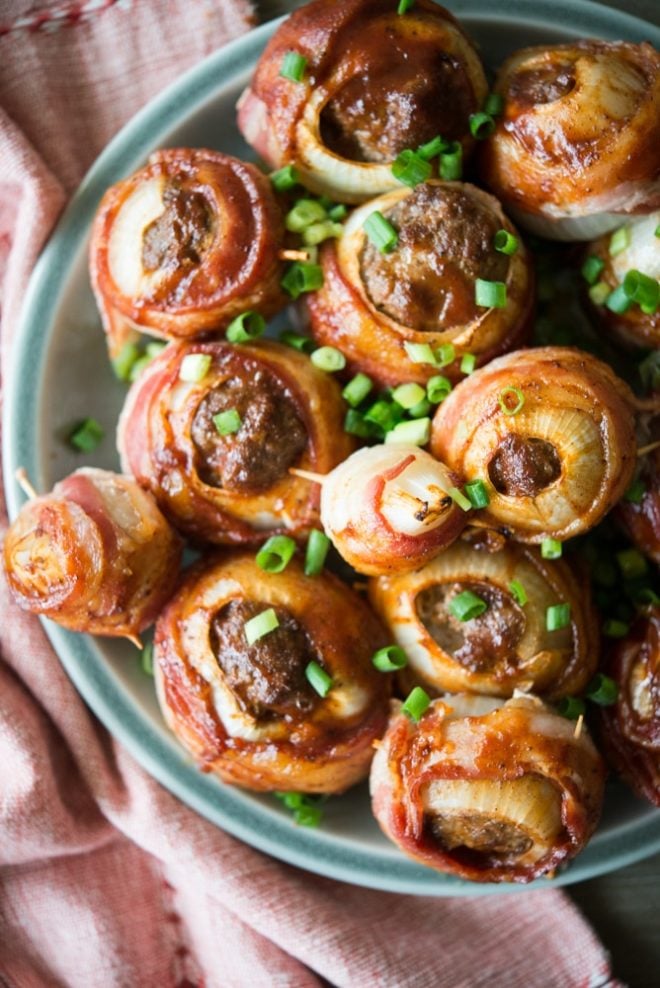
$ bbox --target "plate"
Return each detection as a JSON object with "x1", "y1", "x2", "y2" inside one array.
[{"x1": 5, "y1": 0, "x2": 660, "y2": 896}]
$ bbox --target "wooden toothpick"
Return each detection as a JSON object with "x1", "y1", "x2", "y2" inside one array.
[
  {"x1": 573, "y1": 713, "x2": 584, "y2": 740},
  {"x1": 289, "y1": 467, "x2": 326, "y2": 484},
  {"x1": 637, "y1": 439, "x2": 660, "y2": 458},
  {"x1": 15, "y1": 468, "x2": 38, "y2": 500},
  {"x1": 278, "y1": 248, "x2": 313, "y2": 262}
]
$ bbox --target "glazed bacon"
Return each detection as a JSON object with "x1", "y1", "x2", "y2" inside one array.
[
  {"x1": 600, "y1": 610, "x2": 660, "y2": 806},
  {"x1": 318, "y1": 445, "x2": 467, "y2": 576},
  {"x1": 118, "y1": 339, "x2": 353, "y2": 545},
  {"x1": 90, "y1": 148, "x2": 286, "y2": 358},
  {"x1": 585, "y1": 213, "x2": 660, "y2": 351},
  {"x1": 368, "y1": 539, "x2": 598, "y2": 699},
  {"x1": 370, "y1": 693, "x2": 606, "y2": 883},
  {"x1": 306, "y1": 182, "x2": 534, "y2": 387},
  {"x1": 3, "y1": 468, "x2": 182, "y2": 640},
  {"x1": 237, "y1": 0, "x2": 487, "y2": 203},
  {"x1": 480, "y1": 41, "x2": 660, "y2": 241},
  {"x1": 155, "y1": 552, "x2": 390, "y2": 793},
  {"x1": 431, "y1": 347, "x2": 637, "y2": 543},
  {"x1": 615, "y1": 414, "x2": 660, "y2": 566}
]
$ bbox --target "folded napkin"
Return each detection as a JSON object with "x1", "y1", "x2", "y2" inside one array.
[{"x1": 0, "y1": 2, "x2": 620, "y2": 985}]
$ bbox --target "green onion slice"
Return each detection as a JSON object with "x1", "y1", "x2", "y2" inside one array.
[
  {"x1": 112, "y1": 341, "x2": 140, "y2": 381},
  {"x1": 244, "y1": 608, "x2": 280, "y2": 645},
  {"x1": 372, "y1": 645, "x2": 408, "y2": 672},
  {"x1": 270, "y1": 165, "x2": 299, "y2": 191},
  {"x1": 623, "y1": 269, "x2": 659, "y2": 312},
  {"x1": 541, "y1": 538, "x2": 562, "y2": 560},
  {"x1": 286, "y1": 199, "x2": 327, "y2": 232},
  {"x1": 213, "y1": 409, "x2": 242, "y2": 435},
  {"x1": 279, "y1": 330, "x2": 315, "y2": 352},
  {"x1": 616, "y1": 548, "x2": 648, "y2": 580},
  {"x1": 305, "y1": 529, "x2": 330, "y2": 576},
  {"x1": 602, "y1": 619, "x2": 630, "y2": 639},
  {"x1": 328, "y1": 203, "x2": 348, "y2": 221},
  {"x1": 364, "y1": 210, "x2": 398, "y2": 253},
  {"x1": 439, "y1": 141, "x2": 463, "y2": 180},
  {"x1": 404, "y1": 341, "x2": 436, "y2": 365},
  {"x1": 69, "y1": 418, "x2": 104, "y2": 453},
  {"x1": 605, "y1": 284, "x2": 633, "y2": 315},
  {"x1": 226, "y1": 311, "x2": 266, "y2": 343},
  {"x1": 448, "y1": 486, "x2": 472, "y2": 512},
  {"x1": 392, "y1": 382, "x2": 427, "y2": 410},
  {"x1": 449, "y1": 590, "x2": 487, "y2": 621},
  {"x1": 365, "y1": 400, "x2": 404, "y2": 433},
  {"x1": 281, "y1": 261, "x2": 324, "y2": 299},
  {"x1": 342, "y1": 373, "x2": 373, "y2": 407},
  {"x1": 311, "y1": 346, "x2": 346, "y2": 372},
  {"x1": 484, "y1": 92, "x2": 504, "y2": 117},
  {"x1": 392, "y1": 149, "x2": 432, "y2": 187},
  {"x1": 416, "y1": 135, "x2": 447, "y2": 160},
  {"x1": 305, "y1": 660, "x2": 333, "y2": 697},
  {"x1": 464, "y1": 479, "x2": 490, "y2": 509},
  {"x1": 401, "y1": 686, "x2": 431, "y2": 722},
  {"x1": 408, "y1": 398, "x2": 432, "y2": 419},
  {"x1": 426, "y1": 375, "x2": 452, "y2": 404},
  {"x1": 546, "y1": 602, "x2": 571, "y2": 631},
  {"x1": 609, "y1": 226, "x2": 631, "y2": 257},
  {"x1": 344, "y1": 409, "x2": 376, "y2": 438},
  {"x1": 585, "y1": 672, "x2": 619, "y2": 706},
  {"x1": 624, "y1": 478, "x2": 645, "y2": 504},
  {"x1": 494, "y1": 229, "x2": 519, "y2": 255},
  {"x1": 179, "y1": 352, "x2": 211, "y2": 382},
  {"x1": 475, "y1": 278, "x2": 507, "y2": 308},
  {"x1": 141, "y1": 641, "x2": 154, "y2": 677},
  {"x1": 385, "y1": 418, "x2": 431, "y2": 446},
  {"x1": 588, "y1": 281, "x2": 611, "y2": 306},
  {"x1": 509, "y1": 580, "x2": 528, "y2": 606},
  {"x1": 256, "y1": 535, "x2": 297, "y2": 574},
  {"x1": 397, "y1": 0, "x2": 415, "y2": 12},
  {"x1": 581, "y1": 255, "x2": 605, "y2": 285},
  {"x1": 303, "y1": 220, "x2": 343, "y2": 246},
  {"x1": 436, "y1": 342, "x2": 455, "y2": 367},
  {"x1": 557, "y1": 696, "x2": 585, "y2": 720},
  {"x1": 280, "y1": 51, "x2": 307, "y2": 82},
  {"x1": 469, "y1": 111, "x2": 496, "y2": 139},
  {"x1": 498, "y1": 386, "x2": 525, "y2": 415},
  {"x1": 275, "y1": 792, "x2": 323, "y2": 827}
]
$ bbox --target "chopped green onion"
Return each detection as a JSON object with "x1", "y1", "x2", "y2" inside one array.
[
  {"x1": 426, "y1": 375, "x2": 452, "y2": 404},
  {"x1": 344, "y1": 408, "x2": 376, "y2": 438},
  {"x1": 365, "y1": 399, "x2": 404, "y2": 432},
  {"x1": 448, "y1": 486, "x2": 472, "y2": 512},
  {"x1": 558, "y1": 696, "x2": 585, "y2": 720},
  {"x1": 244, "y1": 608, "x2": 280, "y2": 645},
  {"x1": 179, "y1": 352, "x2": 211, "y2": 382},
  {"x1": 256, "y1": 535, "x2": 297, "y2": 574},
  {"x1": 311, "y1": 346, "x2": 346, "y2": 372},
  {"x1": 402, "y1": 686, "x2": 431, "y2": 722},
  {"x1": 305, "y1": 660, "x2": 333, "y2": 697},
  {"x1": 281, "y1": 261, "x2": 324, "y2": 298},
  {"x1": 342, "y1": 373, "x2": 373, "y2": 407},
  {"x1": 436, "y1": 342, "x2": 456, "y2": 367},
  {"x1": 460, "y1": 353, "x2": 476, "y2": 375},
  {"x1": 226, "y1": 311, "x2": 266, "y2": 343},
  {"x1": 416, "y1": 135, "x2": 447, "y2": 160},
  {"x1": 112, "y1": 341, "x2": 140, "y2": 381},
  {"x1": 328, "y1": 203, "x2": 347, "y2": 221},
  {"x1": 498, "y1": 386, "x2": 525, "y2": 416},
  {"x1": 408, "y1": 398, "x2": 432, "y2": 419},
  {"x1": 541, "y1": 538, "x2": 562, "y2": 560},
  {"x1": 385, "y1": 417, "x2": 431, "y2": 446},
  {"x1": 213, "y1": 409, "x2": 242, "y2": 435},
  {"x1": 392, "y1": 149, "x2": 432, "y2": 187},
  {"x1": 364, "y1": 211, "x2": 398, "y2": 253},
  {"x1": 128, "y1": 355, "x2": 152, "y2": 382},
  {"x1": 439, "y1": 141, "x2": 463, "y2": 180},
  {"x1": 546, "y1": 602, "x2": 571, "y2": 631},
  {"x1": 509, "y1": 580, "x2": 528, "y2": 606},
  {"x1": 397, "y1": 0, "x2": 415, "y2": 13},
  {"x1": 270, "y1": 165, "x2": 299, "y2": 191},
  {"x1": 585, "y1": 673, "x2": 619, "y2": 706},
  {"x1": 475, "y1": 278, "x2": 507, "y2": 308},
  {"x1": 305, "y1": 529, "x2": 330, "y2": 576},
  {"x1": 464, "y1": 479, "x2": 490, "y2": 509},
  {"x1": 623, "y1": 270, "x2": 659, "y2": 313},
  {"x1": 588, "y1": 281, "x2": 611, "y2": 306},
  {"x1": 633, "y1": 587, "x2": 660, "y2": 606},
  {"x1": 449, "y1": 590, "x2": 487, "y2": 621},
  {"x1": 303, "y1": 220, "x2": 343, "y2": 246},
  {"x1": 494, "y1": 229, "x2": 519, "y2": 255},
  {"x1": 581, "y1": 255, "x2": 605, "y2": 285},
  {"x1": 280, "y1": 51, "x2": 307, "y2": 83},
  {"x1": 275, "y1": 791, "x2": 323, "y2": 827},
  {"x1": 602, "y1": 619, "x2": 630, "y2": 639},
  {"x1": 469, "y1": 111, "x2": 496, "y2": 139},
  {"x1": 279, "y1": 330, "x2": 315, "y2": 352},
  {"x1": 293, "y1": 803, "x2": 323, "y2": 827},
  {"x1": 69, "y1": 418, "x2": 104, "y2": 453},
  {"x1": 609, "y1": 226, "x2": 631, "y2": 257},
  {"x1": 404, "y1": 341, "x2": 436, "y2": 365},
  {"x1": 392, "y1": 382, "x2": 427, "y2": 409},
  {"x1": 624, "y1": 478, "x2": 646, "y2": 504},
  {"x1": 286, "y1": 199, "x2": 327, "y2": 232},
  {"x1": 616, "y1": 548, "x2": 648, "y2": 580},
  {"x1": 140, "y1": 641, "x2": 154, "y2": 677},
  {"x1": 656, "y1": 225, "x2": 660, "y2": 238},
  {"x1": 484, "y1": 92, "x2": 504, "y2": 117},
  {"x1": 372, "y1": 645, "x2": 408, "y2": 672}
]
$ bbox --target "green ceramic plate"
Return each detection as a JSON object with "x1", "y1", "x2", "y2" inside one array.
[{"x1": 5, "y1": 0, "x2": 660, "y2": 895}]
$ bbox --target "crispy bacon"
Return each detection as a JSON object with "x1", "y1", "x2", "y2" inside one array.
[
  {"x1": 90, "y1": 148, "x2": 286, "y2": 358},
  {"x1": 154, "y1": 552, "x2": 390, "y2": 793},
  {"x1": 117, "y1": 339, "x2": 354, "y2": 545},
  {"x1": 371, "y1": 693, "x2": 605, "y2": 883},
  {"x1": 3, "y1": 468, "x2": 182, "y2": 639}
]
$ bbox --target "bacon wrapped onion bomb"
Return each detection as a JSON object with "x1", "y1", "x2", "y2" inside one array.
[
  {"x1": 3, "y1": 468, "x2": 182, "y2": 641},
  {"x1": 317, "y1": 445, "x2": 467, "y2": 576},
  {"x1": 431, "y1": 347, "x2": 637, "y2": 543},
  {"x1": 600, "y1": 610, "x2": 660, "y2": 806},
  {"x1": 90, "y1": 148, "x2": 286, "y2": 358},
  {"x1": 118, "y1": 339, "x2": 353, "y2": 545},
  {"x1": 369, "y1": 539, "x2": 598, "y2": 699},
  {"x1": 584, "y1": 213, "x2": 660, "y2": 350},
  {"x1": 480, "y1": 41, "x2": 660, "y2": 241},
  {"x1": 371, "y1": 693, "x2": 606, "y2": 883},
  {"x1": 306, "y1": 182, "x2": 534, "y2": 387},
  {"x1": 154, "y1": 552, "x2": 390, "y2": 792},
  {"x1": 615, "y1": 440, "x2": 660, "y2": 567},
  {"x1": 237, "y1": 0, "x2": 487, "y2": 203}
]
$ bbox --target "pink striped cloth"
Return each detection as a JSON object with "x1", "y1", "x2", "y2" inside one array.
[{"x1": 0, "y1": 3, "x2": 618, "y2": 985}]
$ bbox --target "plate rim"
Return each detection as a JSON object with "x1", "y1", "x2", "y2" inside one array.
[{"x1": 4, "y1": 0, "x2": 660, "y2": 896}]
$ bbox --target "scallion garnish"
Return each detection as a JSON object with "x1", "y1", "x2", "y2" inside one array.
[
  {"x1": 128, "y1": 355, "x2": 151, "y2": 382},
  {"x1": 624, "y1": 478, "x2": 645, "y2": 504},
  {"x1": 449, "y1": 590, "x2": 487, "y2": 621},
  {"x1": 392, "y1": 149, "x2": 432, "y2": 187},
  {"x1": 305, "y1": 660, "x2": 333, "y2": 697},
  {"x1": 364, "y1": 210, "x2": 398, "y2": 253},
  {"x1": 416, "y1": 135, "x2": 447, "y2": 160},
  {"x1": 436, "y1": 342, "x2": 456, "y2": 367},
  {"x1": 112, "y1": 341, "x2": 140, "y2": 381},
  {"x1": 494, "y1": 229, "x2": 518, "y2": 255},
  {"x1": 426, "y1": 375, "x2": 452, "y2": 404},
  {"x1": 397, "y1": 0, "x2": 415, "y2": 13},
  {"x1": 392, "y1": 382, "x2": 427, "y2": 409},
  {"x1": 372, "y1": 645, "x2": 408, "y2": 672},
  {"x1": 275, "y1": 791, "x2": 323, "y2": 827},
  {"x1": 541, "y1": 538, "x2": 562, "y2": 559},
  {"x1": 469, "y1": 111, "x2": 496, "y2": 139},
  {"x1": 328, "y1": 203, "x2": 347, "y2": 221},
  {"x1": 616, "y1": 547, "x2": 648, "y2": 580},
  {"x1": 464, "y1": 479, "x2": 490, "y2": 509},
  {"x1": 213, "y1": 409, "x2": 242, "y2": 435},
  {"x1": 305, "y1": 528, "x2": 330, "y2": 576},
  {"x1": 226, "y1": 311, "x2": 266, "y2": 343},
  {"x1": 588, "y1": 281, "x2": 611, "y2": 306},
  {"x1": 342, "y1": 373, "x2": 373, "y2": 407},
  {"x1": 279, "y1": 51, "x2": 307, "y2": 83},
  {"x1": 602, "y1": 619, "x2": 630, "y2": 639},
  {"x1": 303, "y1": 220, "x2": 343, "y2": 246},
  {"x1": 401, "y1": 686, "x2": 431, "y2": 722},
  {"x1": 141, "y1": 641, "x2": 154, "y2": 677},
  {"x1": 498, "y1": 386, "x2": 524, "y2": 416},
  {"x1": 281, "y1": 261, "x2": 324, "y2": 299},
  {"x1": 581, "y1": 255, "x2": 605, "y2": 285},
  {"x1": 448, "y1": 486, "x2": 472, "y2": 512},
  {"x1": 408, "y1": 398, "x2": 432, "y2": 419},
  {"x1": 484, "y1": 92, "x2": 504, "y2": 117},
  {"x1": 270, "y1": 164, "x2": 299, "y2": 191},
  {"x1": 622, "y1": 269, "x2": 659, "y2": 313},
  {"x1": 558, "y1": 696, "x2": 585, "y2": 720},
  {"x1": 69, "y1": 417, "x2": 104, "y2": 453},
  {"x1": 286, "y1": 199, "x2": 327, "y2": 232},
  {"x1": 179, "y1": 352, "x2": 211, "y2": 382},
  {"x1": 385, "y1": 417, "x2": 431, "y2": 446},
  {"x1": 546, "y1": 602, "x2": 571, "y2": 631},
  {"x1": 585, "y1": 672, "x2": 619, "y2": 706},
  {"x1": 460, "y1": 353, "x2": 476, "y2": 375},
  {"x1": 404, "y1": 341, "x2": 436, "y2": 365},
  {"x1": 311, "y1": 346, "x2": 346, "y2": 372},
  {"x1": 256, "y1": 535, "x2": 296, "y2": 574},
  {"x1": 279, "y1": 330, "x2": 315, "y2": 352},
  {"x1": 609, "y1": 226, "x2": 631, "y2": 257},
  {"x1": 475, "y1": 278, "x2": 507, "y2": 308},
  {"x1": 244, "y1": 608, "x2": 280, "y2": 645},
  {"x1": 509, "y1": 580, "x2": 528, "y2": 606},
  {"x1": 344, "y1": 409, "x2": 376, "y2": 438},
  {"x1": 439, "y1": 141, "x2": 462, "y2": 180}
]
